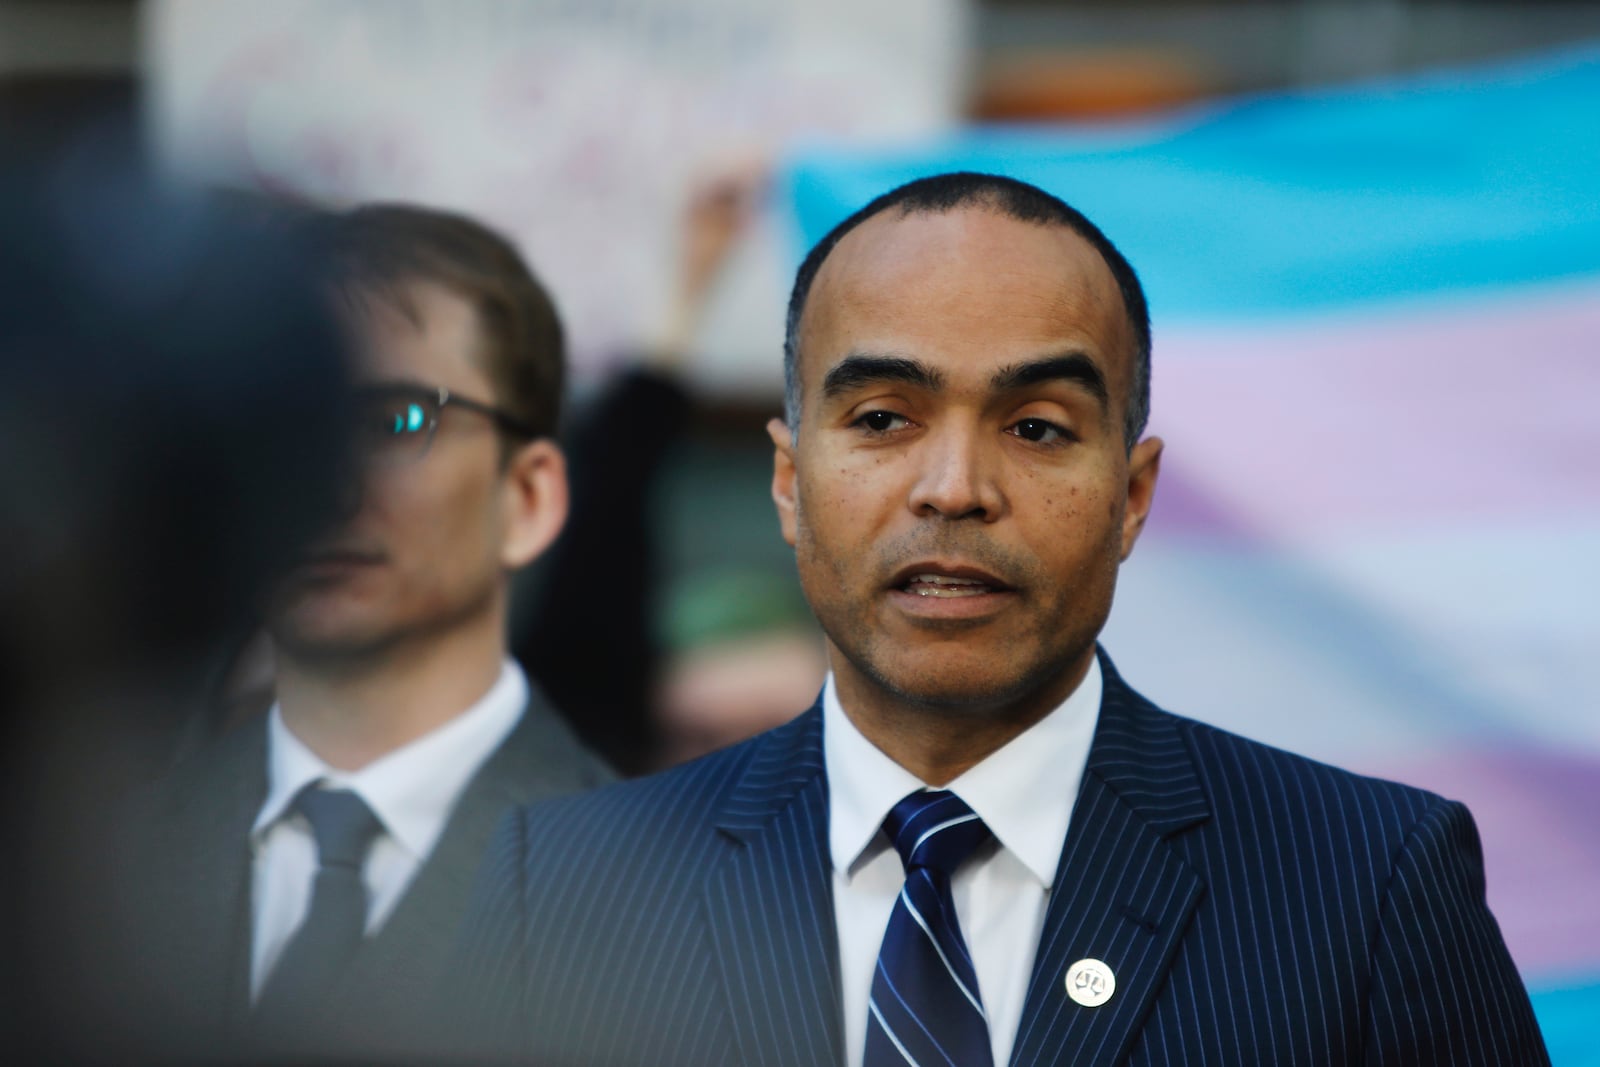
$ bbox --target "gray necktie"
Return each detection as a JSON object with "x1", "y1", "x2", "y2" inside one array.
[{"x1": 253, "y1": 786, "x2": 382, "y2": 1026}]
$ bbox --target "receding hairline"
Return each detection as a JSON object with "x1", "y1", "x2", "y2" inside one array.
[
  {"x1": 795, "y1": 201, "x2": 1135, "y2": 397},
  {"x1": 782, "y1": 172, "x2": 1151, "y2": 448},
  {"x1": 803, "y1": 197, "x2": 1122, "y2": 310}
]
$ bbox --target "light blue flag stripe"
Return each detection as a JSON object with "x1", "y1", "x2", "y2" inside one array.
[{"x1": 783, "y1": 43, "x2": 1600, "y2": 323}]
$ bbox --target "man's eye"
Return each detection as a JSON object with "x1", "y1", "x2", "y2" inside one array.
[
  {"x1": 385, "y1": 402, "x2": 429, "y2": 435},
  {"x1": 855, "y1": 410, "x2": 909, "y2": 433},
  {"x1": 359, "y1": 399, "x2": 430, "y2": 440},
  {"x1": 1009, "y1": 418, "x2": 1070, "y2": 444}
]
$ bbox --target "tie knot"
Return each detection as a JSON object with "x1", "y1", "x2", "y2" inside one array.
[
  {"x1": 882, "y1": 790, "x2": 991, "y2": 876},
  {"x1": 294, "y1": 786, "x2": 382, "y2": 870}
]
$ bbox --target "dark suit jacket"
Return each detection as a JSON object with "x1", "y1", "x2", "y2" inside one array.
[
  {"x1": 110, "y1": 685, "x2": 612, "y2": 1061},
  {"x1": 458, "y1": 651, "x2": 1548, "y2": 1066}
]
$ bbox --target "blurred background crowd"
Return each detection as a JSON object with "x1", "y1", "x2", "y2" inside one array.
[{"x1": 2, "y1": 0, "x2": 1597, "y2": 1062}]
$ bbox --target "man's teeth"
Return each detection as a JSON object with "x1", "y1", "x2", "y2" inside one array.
[{"x1": 905, "y1": 574, "x2": 993, "y2": 597}]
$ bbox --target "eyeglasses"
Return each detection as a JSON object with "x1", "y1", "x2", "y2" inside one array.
[{"x1": 352, "y1": 383, "x2": 539, "y2": 465}]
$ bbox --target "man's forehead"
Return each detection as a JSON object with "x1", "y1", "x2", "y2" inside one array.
[
  {"x1": 821, "y1": 204, "x2": 1110, "y2": 282},
  {"x1": 342, "y1": 275, "x2": 470, "y2": 332},
  {"x1": 800, "y1": 206, "x2": 1131, "y2": 375},
  {"x1": 341, "y1": 276, "x2": 488, "y2": 384}
]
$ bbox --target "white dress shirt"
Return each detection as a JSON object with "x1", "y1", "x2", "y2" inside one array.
[
  {"x1": 248, "y1": 659, "x2": 527, "y2": 998},
  {"x1": 825, "y1": 657, "x2": 1102, "y2": 1067}
]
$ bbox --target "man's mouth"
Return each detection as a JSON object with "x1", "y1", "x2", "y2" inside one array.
[
  {"x1": 903, "y1": 574, "x2": 996, "y2": 598},
  {"x1": 294, "y1": 547, "x2": 384, "y2": 571},
  {"x1": 890, "y1": 564, "x2": 1014, "y2": 598}
]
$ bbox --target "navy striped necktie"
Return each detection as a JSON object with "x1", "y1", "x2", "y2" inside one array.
[{"x1": 865, "y1": 789, "x2": 995, "y2": 1067}]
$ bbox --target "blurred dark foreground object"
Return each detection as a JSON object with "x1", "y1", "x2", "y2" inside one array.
[{"x1": 0, "y1": 142, "x2": 352, "y2": 1062}]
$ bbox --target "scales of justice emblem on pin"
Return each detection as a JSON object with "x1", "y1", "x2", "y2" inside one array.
[{"x1": 1064, "y1": 958, "x2": 1116, "y2": 1008}]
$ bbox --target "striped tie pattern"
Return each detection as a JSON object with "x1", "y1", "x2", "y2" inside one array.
[{"x1": 864, "y1": 790, "x2": 995, "y2": 1067}]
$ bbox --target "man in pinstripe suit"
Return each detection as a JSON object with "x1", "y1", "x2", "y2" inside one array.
[{"x1": 458, "y1": 173, "x2": 1549, "y2": 1065}]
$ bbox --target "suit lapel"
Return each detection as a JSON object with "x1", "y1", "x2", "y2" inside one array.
[
  {"x1": 706, "y1": 705, "x2": 845, "y2": 1067},
  {"x1": 1008, "y1": 653, "x2": 1211, "y2": 1067},
  {"x1": 344, "y1": 688, "x2": 610, "y2": 1004},
  {"x1": 133, "y1": 717, "x2": 265, "y2": 1030}
]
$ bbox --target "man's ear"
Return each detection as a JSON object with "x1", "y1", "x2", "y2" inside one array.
[
  {"x1": 500, "y1": 438, "x2": 569, "y2": 569},
  {"x1": 1120, "y1": 435, "x2": 1163, "y2": 561},
  {"x1": 767, "y1": 417, "x2": 798, "y2": 548}
]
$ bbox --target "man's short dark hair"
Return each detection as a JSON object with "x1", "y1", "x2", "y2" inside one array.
[
  {"x1": 326, "y1": 204, "x2": 565, "y2": 439},
  {"x1": 783, "y1": 172, "x2": 1151, "y2": 448}
]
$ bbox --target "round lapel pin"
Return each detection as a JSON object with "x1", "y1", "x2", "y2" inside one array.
[{"x1": 1064, "y1": 958, "x2": 1116, "y2": 1007}]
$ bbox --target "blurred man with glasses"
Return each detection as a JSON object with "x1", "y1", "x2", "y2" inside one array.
[{"x1": 120, "y1": 203, "x2": 611, "y2": 1060}]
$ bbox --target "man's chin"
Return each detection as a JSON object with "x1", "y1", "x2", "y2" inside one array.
[
  {"x1": 866, "y1": 658, "x2": 1041, "y2": 713},
  {"x1": 852, "y1": 641, "x2": 1094, "y2": 717},
  {"x1": 266, "y1": 612, "x2": 394, "y2": 665}
]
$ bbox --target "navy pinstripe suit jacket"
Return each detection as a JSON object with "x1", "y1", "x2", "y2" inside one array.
[{"x1": 458, "y1": 651, "x2": 1549, "y2": 1066}]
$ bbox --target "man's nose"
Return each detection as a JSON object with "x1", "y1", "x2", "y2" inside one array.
[
  {"x1": 330, "y1": 455, "x2": 371, "y2": 523},
  {"x1": 907, "y1": 426, "x2": 1005, "y2": 521}
]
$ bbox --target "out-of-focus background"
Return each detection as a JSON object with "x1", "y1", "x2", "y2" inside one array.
[{"x1": 4, "y1": 0, "x2": 1596, "y2": 1059}]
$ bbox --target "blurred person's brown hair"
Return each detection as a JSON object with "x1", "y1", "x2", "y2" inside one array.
[{"x1": 326, "y1": 204, "x2": 565, "y2": 441}]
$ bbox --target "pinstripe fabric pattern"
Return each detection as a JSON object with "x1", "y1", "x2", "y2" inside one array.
[
  {"x1": 456, "y1": 649, "x2": 1549, "y2": 1066},
  {"x1": 455, "y1": 704, "x2": 840, "y2": 1067}
]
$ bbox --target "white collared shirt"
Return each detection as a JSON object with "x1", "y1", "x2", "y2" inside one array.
[
  {"x1": 247, "y1": 659, "x2": 527, "y2": 998},
  {"x1": 825, "y1": 657, "x2": 1101, "y2": 1067}
]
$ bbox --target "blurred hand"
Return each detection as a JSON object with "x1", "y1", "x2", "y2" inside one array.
[
  {"x1": 680, "y1": 168, "x2": 763, "y2": 303},
  {"x1": 648, "y1": 162, "x2": 767, "y2": 368}
]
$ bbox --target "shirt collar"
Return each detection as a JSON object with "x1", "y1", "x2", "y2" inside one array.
[
  {"x1": 823, "y1": 682, "x2": 925, "y2": 881},
  {"x1": 823, "y1": 656, "x2": 1101, "y2": 890},
  {"x1": 252, "y1": 659, "x2": 528, "y2": 861}
]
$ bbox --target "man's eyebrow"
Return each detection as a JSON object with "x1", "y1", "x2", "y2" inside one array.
[
  {"x1": 356, "y1": 377, "x2": 433, "y2": 393},
  {"x1": 990, "y1": 354, "x2": 1110, "y2": 412},
  {"x1": 821, "y1": 354, "x2": 945, "y2": 399}
]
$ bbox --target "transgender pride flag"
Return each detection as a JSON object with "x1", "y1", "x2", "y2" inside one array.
[{"x1": 782, "y1": 43, "x2": 1600, "y2": 1063}]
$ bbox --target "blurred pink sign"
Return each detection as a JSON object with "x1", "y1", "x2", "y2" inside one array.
[{"x1": 145, "y1": 0, "x2": 969, "y2": 389}]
